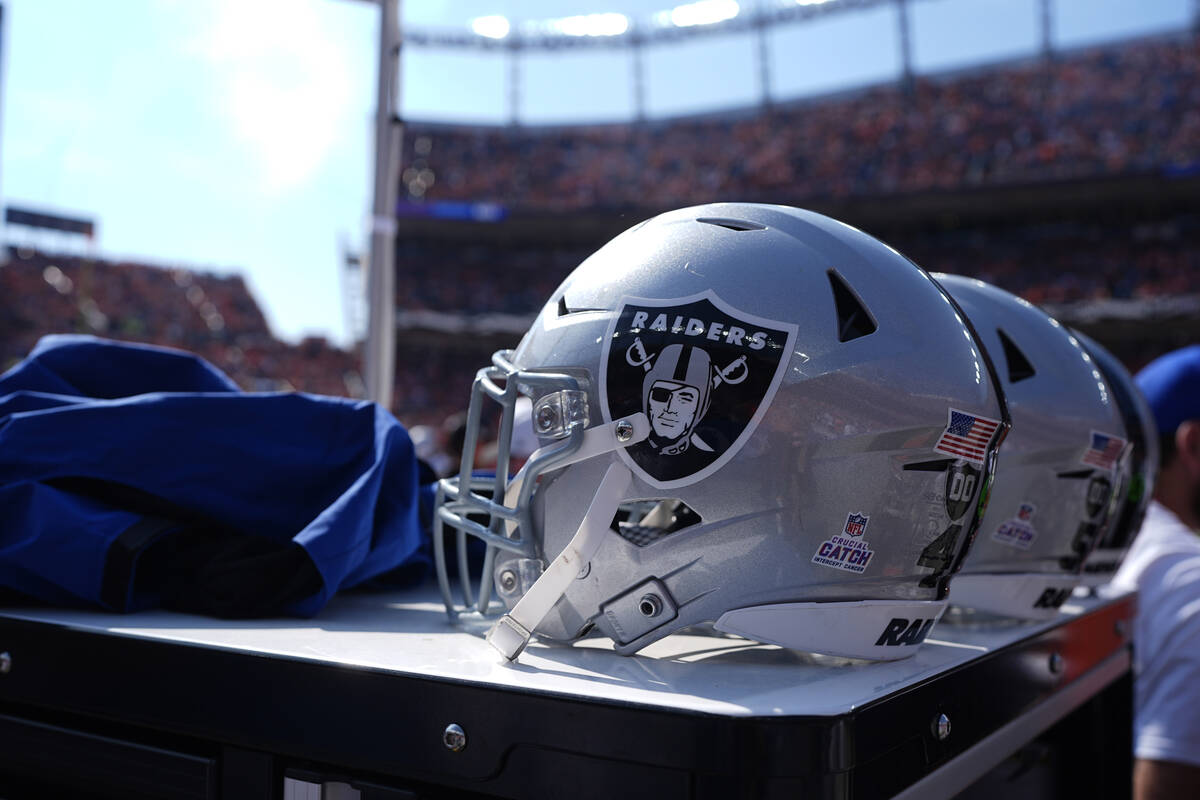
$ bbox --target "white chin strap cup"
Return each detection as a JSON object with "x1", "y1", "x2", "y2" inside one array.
[
  {"x1": 948, "y1": 572, "x2": 1082, "y2": 621},
  {"x1": 488, "y1": 461, "x2": 633, "y2": 661},
  {"x1": 715, "y1": 599, "x2": 950, "y2": 661}
]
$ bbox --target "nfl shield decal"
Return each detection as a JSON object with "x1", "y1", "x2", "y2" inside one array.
[
  {"x1": 843, "y1": 513, "x2": 869, "y2": 537},
  {"x1": 992, "y1": 501, "x2": 1038, "y2": 550},
  {"x1": 601, "y1": 291, "x2": 797, "y2": 488}
]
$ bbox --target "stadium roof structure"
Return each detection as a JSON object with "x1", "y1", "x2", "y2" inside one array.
[
  {"x1": 405, "y1": 0, "x2": 890, "y2": 51},
  {"x1": 401, "y1": 0, "x2": 962, "y2": 124}
]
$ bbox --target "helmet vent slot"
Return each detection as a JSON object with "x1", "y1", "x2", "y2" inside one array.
[
  {"x1": 696, "y1": 217, "x2": 766, "y2": 232},
  {"x1": 997, "y1": 327, "x2": 1036, "y2": 383},
  {"x1": 828, "y1": 270, "x2": 878, "y2": 342},
  {"x1": 1057, "y1": 468, "x2": 1095, "y2": 480},
  {"x1": 556, "y1": 294, "x2": 606, "y2": 317},
  {"x1": 903, "y1": 458, "x2": 953, "y2": 472},
  {"x1": 611, "y1": 499, "x2": 700, "y2": 547}
]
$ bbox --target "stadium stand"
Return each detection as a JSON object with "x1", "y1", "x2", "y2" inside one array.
[
  {"x1": 0, "y1": 247, "x2": 361, "y2": 399},
  {"x1": 386, "y1": 32, "x2": 1200, "y2": 451},
  {"x1": 394, "y1": 216, "x2": 1200, "y2": 315},
  {"x1": 401, "y1": 34, "x2": 1200, "y2": 211},
  {"x1": 4, "y1": 32, "x2": 1196, "y2": 453},
  {"x1": 390, "y1": 212, "x2": 1200, "y2": 439}
]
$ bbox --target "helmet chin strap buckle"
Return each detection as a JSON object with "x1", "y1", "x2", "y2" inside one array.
[
  {"x1": 486, "y1": 615, "x2": 533, "y2": 661},
  {"x1": 489, "y1": 461, "x2": 634, "y2": 661}
]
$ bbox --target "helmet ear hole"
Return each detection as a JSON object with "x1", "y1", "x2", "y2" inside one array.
[
  {"x1": 827, "y1": 270, "x2": 877, "y2": 342},
  {"x1": 997, "y1": 327, "x2": 1036, "y2": 383},
  {"x1": 612, "y1": 499, "x2": 701, "y2": 546}
]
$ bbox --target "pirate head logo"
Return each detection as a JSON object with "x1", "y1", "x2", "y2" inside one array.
[
  {"x1": 643, "y1": 343, "x2": 718, "y2": 455},
  {"x1": 602, "y1": 291, "x2": 797, "y2": 488}
]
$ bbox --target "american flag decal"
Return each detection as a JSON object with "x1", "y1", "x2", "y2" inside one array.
[
  {"x1": 934, "y1": 409, "x2": 1001, "y2": 464},
  {"x1": 1081, "y1": 431, "x2": 1126, "y2": 470}
]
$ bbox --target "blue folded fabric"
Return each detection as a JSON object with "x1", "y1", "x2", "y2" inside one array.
[{"x1": 0, "y1": 335, "x2": 427, "y2": 617}]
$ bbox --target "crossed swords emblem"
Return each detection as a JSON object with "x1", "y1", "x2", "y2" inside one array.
[
  {"x1": 624, "y1": 336, "x2": 750, "y2": 454},
  {"x1": 625, "y1": 337, "x2": 750, "y2": 387}
]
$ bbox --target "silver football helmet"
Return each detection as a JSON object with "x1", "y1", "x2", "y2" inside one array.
[
  {"x1": 1072, "y1": 331, "x2": 1158, "y2": 585},
  {"x1": 436, "y1": 204, "x2": 1008, "y2": 661},
  {"x1": 936, "y1": 276, "x2": 1127, "y2": 619}
]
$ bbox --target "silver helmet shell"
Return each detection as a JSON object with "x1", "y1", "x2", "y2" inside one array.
[
  {"x1": 1072, "y1": 331, "x2": 1159, "y2": 585},
  {"x1": 936, "y1": 275, "x2": 1127, "y2": 619},
  {"x1": 437, "y1": 204, "x2": 1008, "y2": 661}
]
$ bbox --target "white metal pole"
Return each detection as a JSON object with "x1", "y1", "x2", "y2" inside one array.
[
  {"x1": 632, "y1": 35, "x2": 646, "y2": 122},
  {"x1": 897, "y1": 0, "x2": 913, "y2": 89},
  {"x1": 1040, "y1": 0, "x2": 1054, "y2": 60},
  {"x1": 508, "y1": 42, "x2": 521, "y2": 125},
  {"x1": 756, "y1": 5, "x2": 771, "y2": 107},
  {"x1": 364, "y1": 0, "x2": 401, "y2": 408}
]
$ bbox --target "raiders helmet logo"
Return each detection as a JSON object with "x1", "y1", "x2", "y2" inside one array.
[
  {"x1": 601, "y1": 291, "x2": 797, "y2": 488},
  {"x1": 944, "y1": 461, "x2": 981, "y2": 521}
]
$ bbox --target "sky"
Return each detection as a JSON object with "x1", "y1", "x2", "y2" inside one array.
[{"x1": 1, "y1": 0, "x2": 1192, "y2": 346}]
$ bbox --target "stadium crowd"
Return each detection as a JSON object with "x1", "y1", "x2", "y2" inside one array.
[
  {"x1": 402, "y1": 34, "x2": 1200, "y2": 210},
  {"x1": 395, "y1": 216, "x2": 1200, "y2": 316},
  {"x1": 901, "y1": 218, "x2": 1200, "y2": 303},
  {"x1": 0, "y1": 248, "x2": 360, "y2": 399},
  {"x1": 395, "y1": 240, "x2": 573, "y2": 316},
  {"x1": 5, "y1": 33, "x2": 1198, "y2": 462},
  {"x1": 5, "y1": 213, "x2": 1196, "y2": 445}
]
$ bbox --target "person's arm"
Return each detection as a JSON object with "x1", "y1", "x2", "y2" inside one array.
[{"x1": 1134, "y1": 758, "x2": 1200, "y2": 800}]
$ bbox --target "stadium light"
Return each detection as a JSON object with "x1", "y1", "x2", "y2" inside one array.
[
  {"x1": 471, "y1": 15, "x2": 511, "y2": 40},
  {"x1": 658, "y1": 0, "x2": 740, "y2": 28},
  {"x1": 547, "y1": 13, "x2": 630, "y2": 37},
  {"x1": 408, "y1": 0, "x2": 881, "y2": 50}
]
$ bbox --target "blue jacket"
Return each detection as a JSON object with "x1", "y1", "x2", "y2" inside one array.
[{"x1": 0, "y1": 335, "x2": 426, "y2": 617}]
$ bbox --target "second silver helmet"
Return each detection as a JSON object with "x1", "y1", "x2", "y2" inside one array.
[
  {"x1": 937, "y1": 275, "x2": 1127, "y2": 619},
  {"x1": 1071, "y1": 331, "x2": 1159, "y2": 585}
]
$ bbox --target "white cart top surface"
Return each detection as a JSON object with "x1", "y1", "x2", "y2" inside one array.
[{"x1": 0, "y1": 584, "x2": 1125, "y2": 718}]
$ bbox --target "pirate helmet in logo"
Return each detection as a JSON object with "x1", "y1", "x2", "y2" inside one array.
[
  {"x1": 1071, "y1": 331, "x2": 1158, "y2": 585},
  {"x1": 642, "y1": 344, "x2": 713, "y2": 456},
  {"x1": 934, "y1": 275, "x2": 1128, "y2": 620},
  {"x1": 436, "y1": 204, "x2": 1008, "y2": 662}
]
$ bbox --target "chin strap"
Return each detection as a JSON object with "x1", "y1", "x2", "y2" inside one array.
[{"x1": 487, "y1": 461, "x2": 633, "y2": 661}]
